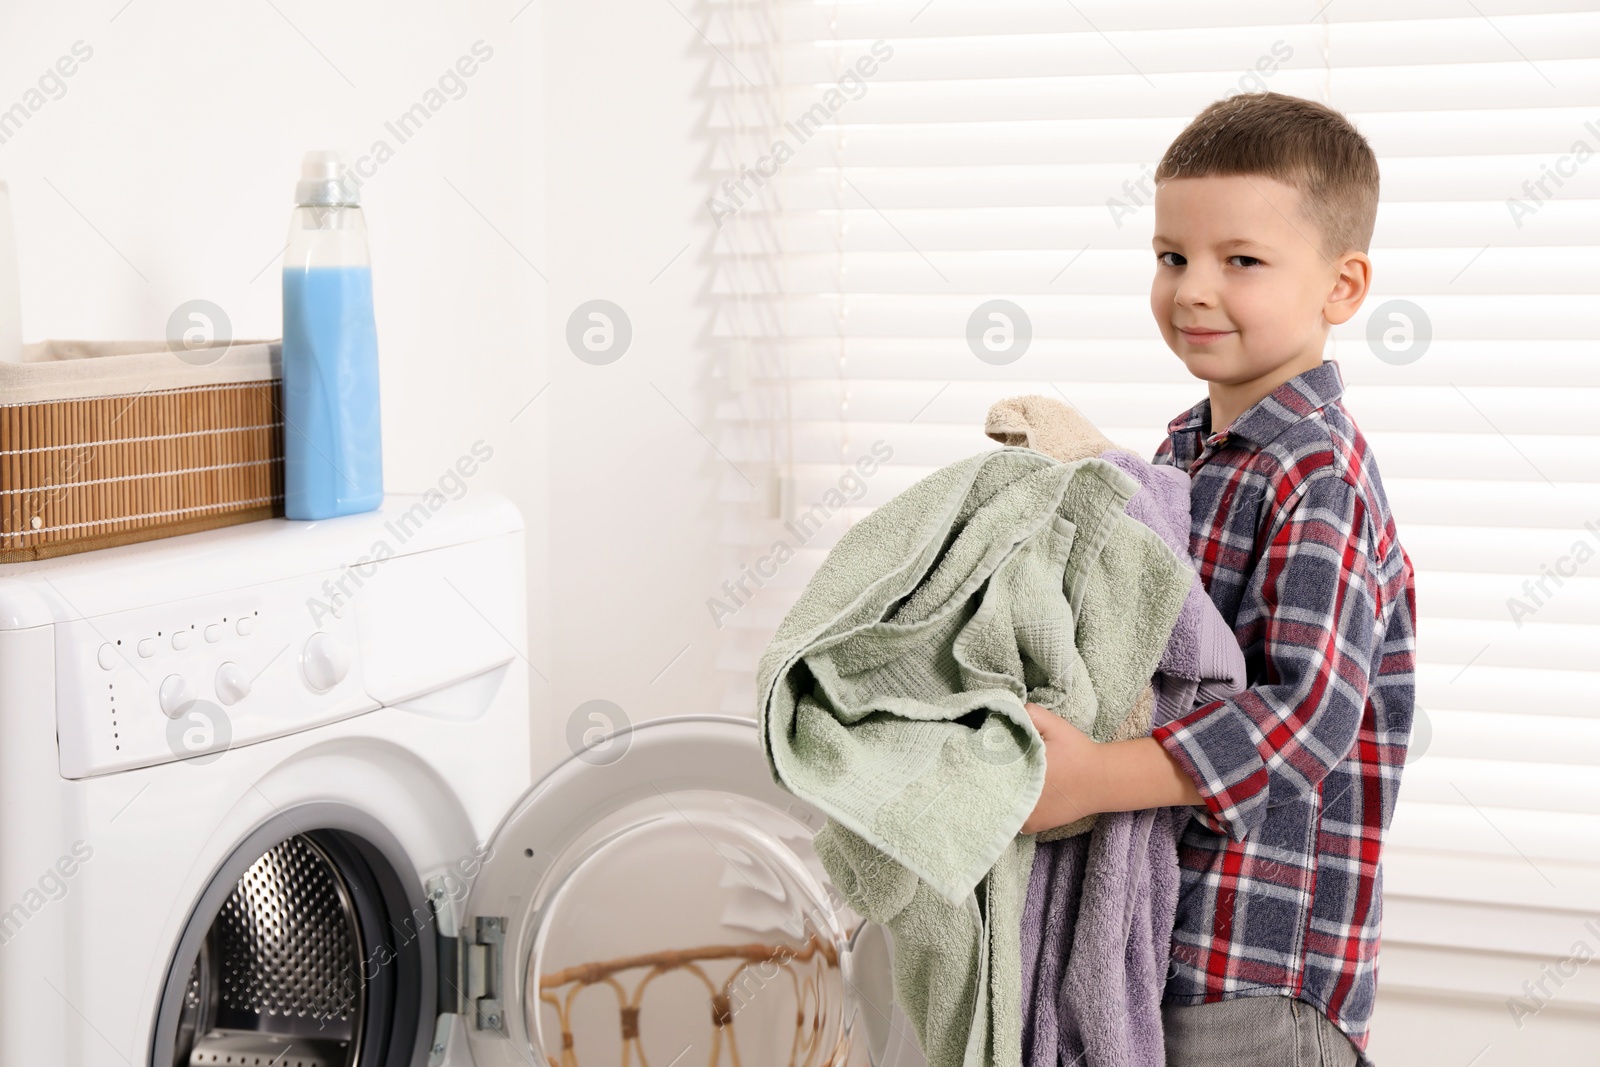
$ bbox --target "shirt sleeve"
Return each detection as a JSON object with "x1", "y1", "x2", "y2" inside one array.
[{"x1": 1150, "y1": 469, "x2": 1382, "y2": 841}]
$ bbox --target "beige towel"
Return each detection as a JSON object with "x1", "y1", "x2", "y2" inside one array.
[{"x1": 984, "y1": 394, "x2": 1119, "y2": 465}]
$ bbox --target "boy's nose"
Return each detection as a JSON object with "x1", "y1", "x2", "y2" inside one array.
[{"x1": 1173, "y1": 268, "x2": 1220, "y2": 308}]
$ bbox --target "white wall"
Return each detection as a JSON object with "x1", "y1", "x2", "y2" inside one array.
[
  {"x1": 3, "y1": 3, "x2": 543, "y2": 481},
  {"x1": 0, "y1": 0, "x2": 556, "y2": 693},
  {"x1": 1, "y1": 0, "x2": 735, "y2": 768},
  {"x1": 540, "y1": 0, "x2": 732, "y2": 752}
]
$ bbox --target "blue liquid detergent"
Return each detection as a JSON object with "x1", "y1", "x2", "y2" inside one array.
[{"x1": 282, "y1": 266, "x2": 384, "y2": 518}]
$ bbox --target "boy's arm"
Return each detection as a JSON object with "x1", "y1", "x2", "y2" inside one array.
[
  {"x1": 1019, "y1": 710, "x2": 1202, "y2": 835},
  {"x1": 1022, "y1": 469, "x2": 1384, "y2": 838}
]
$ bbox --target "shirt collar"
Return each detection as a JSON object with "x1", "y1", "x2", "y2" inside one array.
[{"x1": 1166, "y1": 359, "x2": 1345, "y2": 454}]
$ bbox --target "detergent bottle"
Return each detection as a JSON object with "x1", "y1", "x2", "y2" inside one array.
[{"x1": 281, "y1": 150, "x2": 383, "y2": 519}]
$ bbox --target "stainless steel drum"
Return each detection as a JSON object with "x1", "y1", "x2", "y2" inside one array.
[
  {"x1": 151, "y1": 810, "x2": 433, "y2": 1067},
  {"x1": 172, "y1": 836, "x2": 365, "y2": 1066}
]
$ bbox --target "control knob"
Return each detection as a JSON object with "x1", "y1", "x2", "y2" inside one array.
[
  {"x1": 301, "y1": 631, "x2": 350, "y2": 693},
  {"x1": 159, "y1": 674, "x2": 196, "y2": 720},
  {"x1": 214, "y1": 662, "x2": 251, "y2": 706}
]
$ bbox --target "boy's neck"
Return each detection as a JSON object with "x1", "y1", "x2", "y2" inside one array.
[{"x1": 1206, "y1": 350, "x2": 1326, "y2": 435}]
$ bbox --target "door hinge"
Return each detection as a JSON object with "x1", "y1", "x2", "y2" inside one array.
[
  {"x1": 468, "y1": 915, "x2": 507, "y2": 1035},
  {"x1": 430, "y1": 883, "x2": 507, "y2": 1038}
]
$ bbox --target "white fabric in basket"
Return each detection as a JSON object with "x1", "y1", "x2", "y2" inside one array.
[{"x1": 0, "y1": 339, "x2": 279, "y2": 405}]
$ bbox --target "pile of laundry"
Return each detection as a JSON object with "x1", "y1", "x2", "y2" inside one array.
[{"x1": 755, "y1": 395, "x2": 1247, "y2": 1067}]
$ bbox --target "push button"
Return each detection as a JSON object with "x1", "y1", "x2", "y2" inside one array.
[
  {"x1": 137, "y1": 638, "x2": 156, "y2": 658},
  {"x1": 204, "y1": 624, "x2": 222, "y2": 643},
  {"x1": 97, "y1": 643, "x2": 117, "y2": 670}
]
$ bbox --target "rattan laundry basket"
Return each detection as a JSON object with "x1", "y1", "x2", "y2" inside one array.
[{"x1": 0, "y1": 339, "x2": 283, "y2": 563}]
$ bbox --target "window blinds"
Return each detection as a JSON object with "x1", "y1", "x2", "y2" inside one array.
[{"x1": 709, "y1": 0, "x2": 1600, "y2": 987}]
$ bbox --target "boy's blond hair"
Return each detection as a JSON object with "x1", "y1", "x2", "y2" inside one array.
[{"x1": 1156, "y1": 91, "x2": 1381, "y2": 262}]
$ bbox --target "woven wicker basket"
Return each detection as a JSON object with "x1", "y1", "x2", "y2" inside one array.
[{"x1": 0, "y1": 339, "x2": 283, "y2": 563}]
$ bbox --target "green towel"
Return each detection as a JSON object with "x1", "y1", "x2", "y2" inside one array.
[{"x1": 756, "y1": 447, "x2": 1193, "y2": 1067}]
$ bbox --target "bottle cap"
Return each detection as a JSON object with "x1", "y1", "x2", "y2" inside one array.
[{"x1": 294, "y1": 149, "x2": 360, "y2": 206}]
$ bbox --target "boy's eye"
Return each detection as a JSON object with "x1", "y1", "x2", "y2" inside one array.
[{"x1": 1154, "y1": 252, "x2": 1263, "y2": 269}]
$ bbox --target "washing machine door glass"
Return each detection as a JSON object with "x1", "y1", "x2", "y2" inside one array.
[{"x1": 457, "y1": 715, "x2": 918, "y2": 1067}]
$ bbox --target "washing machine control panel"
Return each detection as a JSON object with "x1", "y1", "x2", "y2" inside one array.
[{"x1": 54, "y1": 568, "x2": 380, "y2": 778}]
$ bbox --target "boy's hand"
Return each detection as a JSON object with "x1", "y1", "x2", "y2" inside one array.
[
  {"x1": 1019, "y1": 702, "x2": 1103, "y2": 834},
  {"x1": 1018, "y1": 701, "x2": 1209, "y2": 835}
]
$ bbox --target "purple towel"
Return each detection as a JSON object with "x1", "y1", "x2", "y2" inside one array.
[
  {"x1": 1018, "y1": 448, "x2": 1247, "y2": 1067},
  {"x1": 1021, "y1": 806, "x2": 1190, "y2": 1067},
  {"x1": 1099, "y1": 450, "x2": 1246, "y2": 725}
]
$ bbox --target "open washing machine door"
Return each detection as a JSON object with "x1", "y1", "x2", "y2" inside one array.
[{"x1": 440, "y1": 715, "x2": 928, "y2": 1067}]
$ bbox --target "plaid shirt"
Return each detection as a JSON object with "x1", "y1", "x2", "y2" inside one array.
[{"x1": 1148, "y1": 359, "x2": 1417, "y2": 1062}]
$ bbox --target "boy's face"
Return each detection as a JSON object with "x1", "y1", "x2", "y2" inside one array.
[{"x1": 1149, "y1": 173, "x2": 1365, "y2": 388}]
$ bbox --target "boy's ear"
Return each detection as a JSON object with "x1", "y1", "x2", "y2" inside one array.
[{"x1": 1324, "y1": 250, "x2": 1372, "y2": 327}]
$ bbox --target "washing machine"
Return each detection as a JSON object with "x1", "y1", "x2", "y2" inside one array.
[{"x1": 0, "y1": 491, "x2": 926, "y2": 1067}]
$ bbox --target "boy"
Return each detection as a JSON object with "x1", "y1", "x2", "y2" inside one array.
[{"x1": 1020, "y1": 91, "x2": 1417, "y2": 1066}]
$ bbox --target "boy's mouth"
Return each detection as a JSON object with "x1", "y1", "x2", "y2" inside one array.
[{"x1": 1177, "y1": 325, "x2": 1233, "y2": 345}]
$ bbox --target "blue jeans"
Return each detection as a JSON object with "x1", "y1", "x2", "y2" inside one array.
[{"x1": 1163, "y1": 994, "x2": 1363, "y2": 1067}]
